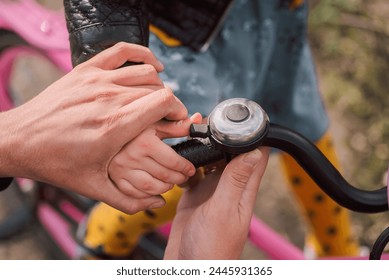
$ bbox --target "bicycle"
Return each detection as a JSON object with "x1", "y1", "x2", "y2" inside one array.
[{"x1": 0, "y1": 0, "x2": 388, "y2": 260}]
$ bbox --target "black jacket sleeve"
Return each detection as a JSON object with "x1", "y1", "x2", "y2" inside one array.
[{"x1": 63, "y1": 0, "x2": 149, "y2": 66}]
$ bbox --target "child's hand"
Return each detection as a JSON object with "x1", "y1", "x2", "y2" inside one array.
[{"x1": 108, "y1": 113, "x2": 202, "y2": 210}]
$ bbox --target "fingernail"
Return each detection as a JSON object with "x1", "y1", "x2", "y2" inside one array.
[
  {"x1": 190, "y1": 112, "x2": 203, "y2": 124},
  {"x1": 149, "y1": 199, "x2": 166, "y2": 209},
  {"x1": 183, "y1": 163, "x2": 195, "y2": 177},
  {"x1": 243, "y1": 149, "x2": 262, "y2": 167},
  {"x1": 187, "y1": 167, "x2": 196, "y2": 177}
]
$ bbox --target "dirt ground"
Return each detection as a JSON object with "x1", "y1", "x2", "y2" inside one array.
[{"x1": 0, "y1": 0, "x2": 387, "y2": 260}]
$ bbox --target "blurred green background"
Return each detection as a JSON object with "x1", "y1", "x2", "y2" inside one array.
[
  {"x1": 309, "y1": 0, "x2": 388, "y2": 188},
  {"x1": 308, "y1": 0, "x2": 389, "y2": 246}
]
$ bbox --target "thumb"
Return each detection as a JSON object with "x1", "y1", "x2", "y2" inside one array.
[{"x1": 212, "y1": 148, "x2": 269, "y2": 209}]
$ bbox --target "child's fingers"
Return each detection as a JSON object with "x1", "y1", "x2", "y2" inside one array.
[
  {"x1": 136, "y1": 157, "x2": 190, "y2": 185},
  {"x1": 147, "y1": 136, "x2": 195, "y2": 177},
  {"x1": 97, "y1": 182, "x2": 166, "y2": 214},
  {"x1": 111, "y1": 155, "x2": 189, "y2": 192},
  {"x1": 121, "y1": 169, "x2": 174, "y2": 196},
  {"x1": 114, "y1": 178, "x2": 152, "y2": 199}
]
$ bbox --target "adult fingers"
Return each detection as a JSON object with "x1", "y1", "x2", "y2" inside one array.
[
  {"x1": 154, "y1": 112, "x2": 203, "y2": 139},
  {"x1": 91, "y1": 84, "x2": 162, "y2": 108},
  {"x1": 113, "y1": 88, "x2": 188, "y2": 143},
  {"x1": 84, "y1": 42, "x2": 164, "y2": 72},
  {"x1": 239, "y1": 148, "x2": 270, "y2": 207},
  {"x1": 107, "y1": 64, "x2": 164, "y2": 87},
  {"x1": 212, "y1": 148, "x2": 269, "y2": 209},
  {"x1": 109, "y1": 84, "x2": 174, "y2": 109},
  {"x1": 164, "y1": 94, "x2": 190, "y2": 121}
]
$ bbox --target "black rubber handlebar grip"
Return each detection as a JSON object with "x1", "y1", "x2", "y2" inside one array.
[{"x1": 172, "y1": 139, "x2": 225, "y2": 168}]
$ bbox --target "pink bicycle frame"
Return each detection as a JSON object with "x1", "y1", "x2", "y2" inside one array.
[
  {"x1": 0, "y1": 0, "x2": 72, "y2": 78},
  {"x1": 0, "y1": 0, "x2": 72, "y2": 109}
]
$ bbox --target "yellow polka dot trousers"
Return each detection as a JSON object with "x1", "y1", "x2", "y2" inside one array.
[{"x1": 79, "y1": 132, "x2": 359, "y2": 258}]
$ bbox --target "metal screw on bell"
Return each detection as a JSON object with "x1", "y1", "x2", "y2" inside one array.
[{"x1": 207, "y1": 98, "x2": 270, "y2": 154}]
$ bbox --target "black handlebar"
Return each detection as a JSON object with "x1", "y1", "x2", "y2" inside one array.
[
  {"x1": 172, "y1": 138, "x2": 224, "y2": 168},
  {"x1": 172, "y1": 123, "x2": 388, "y2": 213},
  {"x1": 263, "y1": 124, "x2": 388, "y2": 213},
  {"x1": 1, "y1": 123, "x2": 387, "y2": 214}
]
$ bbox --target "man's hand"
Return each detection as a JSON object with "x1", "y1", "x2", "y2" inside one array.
[
  {"x1": 0, "y1": 43, "x2": 192, "y2": 214},
  {"x1": 164, "y1": 147, "x2": 270, "y2": 259}
]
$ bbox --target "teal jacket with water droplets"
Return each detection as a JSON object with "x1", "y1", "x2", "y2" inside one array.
[
  {"x1": 148, "y1": 0, "x2": 329, "y2": 141},
  {"x1": 64, "y1": 0, "x2": 328, "y2": 141}
]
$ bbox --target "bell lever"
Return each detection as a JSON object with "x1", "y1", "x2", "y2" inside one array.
[{"x1": 189, "y1": 124, "x2": 210, "y2": 139}]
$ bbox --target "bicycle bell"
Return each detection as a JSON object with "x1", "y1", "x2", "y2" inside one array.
[{"x1": 191, "y1": 98, "x2": 270, "y2": 154}]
